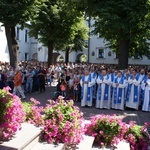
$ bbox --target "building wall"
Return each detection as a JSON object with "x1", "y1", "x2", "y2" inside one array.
[
  {"x1": 16, "y1": 26, "x2": 37, "y2": 61},
  {"x1": 87, "y1": 19, "x2": 150, "y2": 65},
  {"x1": 0, "y1": 24, "x2": 38, "y2": 63},
  {"x1": 0, "y1": 25, "x2": 9, "y2": 62},
  {"x1": 1, "y1": 23, "x2": 150, "y2": 65},
  {"x1": 88, "y1": 34, "x2": 150, "y2": 65}
]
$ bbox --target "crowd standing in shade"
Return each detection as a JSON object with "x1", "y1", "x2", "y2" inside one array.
[{"x1": 0, "y1": 60, "x2": 150, "y2": 112}]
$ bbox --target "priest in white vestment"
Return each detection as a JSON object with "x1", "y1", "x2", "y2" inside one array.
[
  {"x1": 138, "y1": 69, "x2": 146, "y2": 105},
  {"x1": 90, "y1": 68, "x2": 98, "y2": 99},
  {"x1": 141, "y1": 72, "x2": 150, "y2": 111},
  {"x1": 126, "y1": 69, "x2": 140, "y2": 110},
  {"x1": 80, "y1": 70, "x2": 95, "y2": 107},
  {"x1": 96, "y1": 69, "x2": 112, "y2": 109},
  {"x1": 112, "y1": 71, "x2": 127, "y2": 110}
]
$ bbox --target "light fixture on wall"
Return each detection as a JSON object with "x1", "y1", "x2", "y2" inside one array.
[
  {"x1": 91, "y1": 51, "x2": 95, "y2": 56},
  {"x1": 38, "y1": 46, "x2": 42, "y2": 51}
]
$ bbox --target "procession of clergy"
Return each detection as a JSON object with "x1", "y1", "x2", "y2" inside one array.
[{"x1": 80, "y1": 67, "x2": 150, "y2": 112}]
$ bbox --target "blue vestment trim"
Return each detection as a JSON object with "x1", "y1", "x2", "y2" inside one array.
[
  {"x1": 81, "y1": 75, "x2": 92, "y2": 101},
  {"x1": 126, "y1": 74, "x2": 139, "y2": 102},
  {"x1": 114, "y1": 77, "x2": 124, "y2": 104},
  {"x1": 98, "y1": 74, "x2": 109, "y2": 100}
]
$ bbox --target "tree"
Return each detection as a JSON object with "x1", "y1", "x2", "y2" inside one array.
[
  {"x1": 56, "y1": 17, "x2": 88, "y2": 63},
  {"x1": 0, "y1": 0, "x2": 39, "y2": 68},
  {"x1": 82, "y1": 0, "x2": 150, "y2": 69},
  {"x1": 28, "y1": 0, "x2": 87, "y2": 66}
]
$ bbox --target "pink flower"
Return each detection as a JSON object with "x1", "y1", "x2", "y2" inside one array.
[
  {"x1": 43, "y1": 96, "x2": 84, "y2": 144},
  {"x1": 0, "y1": 88, "x2": 25, "y2": 140}
]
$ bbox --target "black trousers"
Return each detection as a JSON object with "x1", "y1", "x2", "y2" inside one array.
[{"x1": 39, "y1": 79, "x2": 45, "y2": 92}]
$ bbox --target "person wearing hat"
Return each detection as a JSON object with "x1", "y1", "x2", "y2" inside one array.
[{"x1": 141, "y1": 71, "x2": 150, "y2": 111}]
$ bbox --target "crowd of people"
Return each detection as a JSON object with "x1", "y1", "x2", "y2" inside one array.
[{"x1": 0, "y1": 60, "x2": 150, "y2": 112}]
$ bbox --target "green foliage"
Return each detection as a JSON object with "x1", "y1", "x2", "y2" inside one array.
[
  {"x1": 125, "y1": 124, "x2": 148, "y2": 143},
  {"x1": 22, "y1": 98, "x2": 43, "y2": 126},
  {"x1": 22, "y1": 102, "x2": 32, "y2": 122},
  {"x1": 28, "y1": 0, "x2": 88, "y2": 51},
  {"x1": 0, "y1": 0, "x2": 39, "y2": 26},
  {"x1": 43, "y1": 96, "x2": 84, "y2": 144},
  {"x1": 83, "y1": 0, "x2": 150, "y2": 58},
  {"x1": 94, "y1": 117, "x2": 121, "y2": 146},
  {"x1": 0, "y1": 89, "x2": 11, "y2": 124}
]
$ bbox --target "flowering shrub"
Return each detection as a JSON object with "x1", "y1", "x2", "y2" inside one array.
[
  {"x1": 0, "y1": 87, "x2": 25, "y2": 140},
  {"x1": 84, "y1": 114, "x2": 125, "y2": 148},
  {"x1": 23, "y1": 98, "x2": 43, "y2": 126},
  {"x1": 124, "y1": 121, "x2": 150, "y2": 150},
  {"x1": 84, "y1": 115, "x2": 150, "y2": 150},
  {"x1": 43, "y1": 96, "x2": 84, "y2": 145}
]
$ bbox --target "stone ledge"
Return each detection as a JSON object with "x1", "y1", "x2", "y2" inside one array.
[
  {"x1": 0, "y1": 123, "x2": 42, "y2": 150},
  {"x1": 32, "y1": 142, "x2": 64, "y2": 150},
  {"x1": 77, "y1": 135, "x2": 95, "y2": 150},
  {"x1": 92, "y1": 140, "x2": 130, "y2": 150}
]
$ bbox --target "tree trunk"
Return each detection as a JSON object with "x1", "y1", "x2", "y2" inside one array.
[
  {"x1": 5, "y1": 25, "x2": 18, "y2": 69},
  {"x1": 118, "y1": 39, "x2": 129, "y2": 70},
  {"x1": 65, "y1": 47, "x2": 70, "y2": 64},
  {"x1": 47, "y1": 41, "x2": 54, "y2": 66}
]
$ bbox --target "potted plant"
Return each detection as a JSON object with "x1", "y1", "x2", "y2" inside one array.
[
  {"x1": 84, "y1": 114, "x2": 150, "y2": 150},
  {"x1": 22, "y1": 98, "x2": 44, "y2": 126},
  {"x1": 124, "y1": 121, "x2": 150, "y2": 150},
  {"x1": 42, "y1": 96, "x2": 84, "y2": 146},
  {"x1": 84, "y1": 114, "x2": 125, "y2": 148},
  {"x1": 0, "y1": 87, "x2": 25, "y2": 140}
]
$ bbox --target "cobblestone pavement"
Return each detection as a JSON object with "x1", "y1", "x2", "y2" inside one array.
[{"x1": 25, "y1": 85, "x2": 150, "y2": 128}]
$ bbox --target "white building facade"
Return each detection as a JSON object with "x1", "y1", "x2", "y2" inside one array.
[
  {"x1": 0, "y1": 22, "x2": 150, "y2": 65},
  {"x1": 0, "y1": 24, "x2": 38, "y2": 63}
]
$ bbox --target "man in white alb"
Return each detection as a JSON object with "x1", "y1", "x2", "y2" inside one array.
[
  {"x1": 96, "y1": 69, "x2": 112, "y2": 109},
  {"x1": 80, "y1": 69, "x2": 95, "y2": 107}
]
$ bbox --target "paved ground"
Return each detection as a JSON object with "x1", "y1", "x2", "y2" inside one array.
[{"x1": 25, "y1": 84, "x2": 150, "y2": 128}]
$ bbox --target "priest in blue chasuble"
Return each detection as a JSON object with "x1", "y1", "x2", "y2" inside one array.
[
  {"x1": 96, "y1": 69, "x2": 112, "y2": 109},
  {"x1": 80, "y1": 69, "x2": 95, "y2": 107},
  {"x1": 112, "y1": 71, "x2": 127, "y2": 110}
]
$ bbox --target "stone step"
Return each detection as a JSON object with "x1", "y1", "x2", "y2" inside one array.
[
  {"x1": 32, "y1": 142, "x2": 64, "y2": 150},
  {"x1": 0, "y1": 123, "x2": 42, "y2": 150},
  {"x1": 28, "y1": 136, "x2": 130, "y2": 150},
  {"x1": 32, "y1": 135, "x2": 94, "y2": 150},
  {"x1": 76, "y1": 135, "x2": 95, "y2": 150},
  {"x1": 116, "y1": 140, "x2": 130, "y2": 150},
  {"x1": 92, "y1": 140, "x2": 130, "y2": 150}
]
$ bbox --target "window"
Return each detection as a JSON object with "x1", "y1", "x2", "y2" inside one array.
[
  {"x1": 25, "y1": 53, "x2": 28, "y2": 61},
  {"x1": 25, "y1": 30, "x2": 28, "y2": 42},
  {"x1": 147, "y1": 55, "x2": 150, "y2": 59},
  {"x1": 16, "y1": 27, "x2": 20, "y2": 40},
  {"x1": 97, "y1": 48, "x2": 105, "y2": 58}
]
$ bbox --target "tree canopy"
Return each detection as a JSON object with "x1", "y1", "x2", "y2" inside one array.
[
  {"x1": 0, "y1": 0, "x2": 39, "y2": 68},
  {"x1": 28, "y1": 0, "x2": 88, "y2": 65},
  {"x1": 82, "y1": 0, "x2": 150, "y2": 69},
  {"x1": 0, "y1": 0, "x2": 38, "y2": 26}
]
